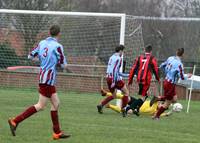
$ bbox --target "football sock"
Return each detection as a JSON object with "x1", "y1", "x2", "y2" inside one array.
[
  {"x1": 51, "y1": 111, "x2": 61, "y2": 134},
  {"x1": 121, "y1": 95, "x2": 129, "y2": 108},
  {"x1": 14, "y1": 106, "x2": 37, "y2": 124},
  {"x1": 108, "y1": 104, "x2": 121, "y2": 113},
  {"x1": 155, "y1": 106, "x2": 166, "y2": 118},
  {"x1": 101, "y1": 96, "x2": 114, "y2": 106}
]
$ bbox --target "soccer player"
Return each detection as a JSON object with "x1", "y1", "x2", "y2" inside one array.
[
  {"x1": 125, "y1": 45, "x2": 160, "y2": 116},
  {"x1": 97, "y1": 45, "x2": 129, "y2": 114},
  {"x1": 8, "y1": 25, "x2": 70, "y2": 140},
  {"x1": 100, "y1": 89, "x2": 172, "y2": 117},
  {"x1": 152, "y1": 48, "x2": 192, "y2": 120}
]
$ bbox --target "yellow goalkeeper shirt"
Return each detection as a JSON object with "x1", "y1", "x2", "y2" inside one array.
[{"x1": 139, "y1": 100, "x2": 158, "y2": 115}]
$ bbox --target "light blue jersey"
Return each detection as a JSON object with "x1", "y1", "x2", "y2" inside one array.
[
  {"x1": 106, "y1": 53, "x2": 128, "y2": 84},
  {"x1": 28, "y1": 37, "x2": 67, "y2": 85},
  {"x1": 160, "y1": 56, "x2": 187, "y2": 84}
]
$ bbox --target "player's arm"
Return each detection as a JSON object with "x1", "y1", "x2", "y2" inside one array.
[
  {"x1": 151, "y1": 57, "x2": 160, "y2": 82},
  {"x1": 119, "y1": 72, "x2": 129, "y2": 77},
  {"x1": 159, "y1": 58, "x2": 168, "y2": 71},
  {"x1": 118, "y1": 59, "x2": 129, "y2": 77},
  {"x1": 112, "y1": 59, "x2": 120, "y2": 85},
  {"x1": 128, "y1": 57, "x2": 139, "y2": 85},
  {"x1": 55, "y1": 45, "x2": 67, "y2": 69},
  {"x1": 178, "y1": 64, "x2": 192, "y2": 80},
  {"x1": 28, "y1": 44, "x2": 39, "y2": 60}
]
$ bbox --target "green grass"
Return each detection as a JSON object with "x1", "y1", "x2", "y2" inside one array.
[{"x1": 0, "y1": 88, "x2": 200, "y2": 143}]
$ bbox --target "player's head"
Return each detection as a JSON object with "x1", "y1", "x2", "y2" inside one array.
[
  {"x1": 115, "y1": 45, "x2": 125, "y2": 56},
  {"x1": 49, "y1": 25, "x2": 60, "y2": 37},
  {"x1": 145, "y1": 45, "x2": 152, "y2": 53},
  {"x1": 176, "y1": 48, "x2": 184, "y2": 57}
]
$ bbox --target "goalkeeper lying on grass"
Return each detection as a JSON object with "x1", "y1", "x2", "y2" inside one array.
[{"x1": 100, "y1": 89, "x2": 173, "y2": 117}]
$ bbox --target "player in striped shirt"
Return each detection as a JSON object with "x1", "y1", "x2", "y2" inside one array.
[
  {"x1": 97, "y1": 45, "x2": 129, "y2": 114},
  {"x1": 152, "y1": 48, "x2": 192, "y2": 119},
  {"x1": 124, "y1": 45, "x2": 160, "y2": 117},
  {"x1": 8, "y1": 25, "x2": 70, "y2": 139}
]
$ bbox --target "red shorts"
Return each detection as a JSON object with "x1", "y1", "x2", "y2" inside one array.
[
  {"x1": 163, "y1": 80, "x2": 176, "y2": 100},
  {"x1": 138, "y1": 83, "x2": 150, "y2": 96},
  {"x1": 38, "y1": 84, "x2": 56, "y2": 98},
  {"x1": 106, "y1": 77, "x2": 125, "y2": 93}
]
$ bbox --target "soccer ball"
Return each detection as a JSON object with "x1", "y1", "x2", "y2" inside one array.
[{"x1": 172, "y1": 103, "x2": 183, "y2": 112}]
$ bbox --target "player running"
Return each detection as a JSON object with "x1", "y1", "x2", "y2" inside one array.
[
  {"x1": 152, "y1": 48, "x2": 192, "y2": 120},
  {"x1": 8, "y1": 25, "x2": 70, "y2": 140},
  {"x1": 97, "y1": 45, "x2": 129, "y2": 114},
  {"x1": 124, "y1": 45, "x2": 160, "y2": 117}
]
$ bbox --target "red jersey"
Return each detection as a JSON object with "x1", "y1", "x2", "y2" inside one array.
[{"x1": 128, "y1": 53, "x2": 159, "y2": 85}]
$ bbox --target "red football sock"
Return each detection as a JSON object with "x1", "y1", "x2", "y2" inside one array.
[
  {"x1": 121, "y1": 95, "x2": 129, "y2": 108},
  {"x1": 101, "y1": 96, "x2": 114, "y2": 106},
  {"x1": 14, "y1": 106, "x2": 37, "y2": 124},
  {"x1": 155, "y1": 106, "x2": 166, "y2": 118},
  {"x1": 51, "y1": 111, "x2": 61, "y2": 134}
]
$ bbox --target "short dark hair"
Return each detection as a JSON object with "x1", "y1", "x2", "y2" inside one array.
[
  {"x1": 115, "y1": 45, "x2": 125, "y2": 52},
  {"x1": 176, "y1": 48, "x2": 184, "y2": 56},
  {"x1": 145, "y1": 45, "x2": 152, "y2": 53},
  {"x1": 49, "y1": 25, "x2": 60, "y2": 36}
]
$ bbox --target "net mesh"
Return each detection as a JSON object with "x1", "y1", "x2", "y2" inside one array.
[{"x1": 0, "y1": 11, "x2": 144, "y2": 93}]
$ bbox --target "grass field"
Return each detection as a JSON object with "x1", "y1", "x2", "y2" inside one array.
[{"x1": 0, "y1": 88, "x2": 200, "y2": 143}]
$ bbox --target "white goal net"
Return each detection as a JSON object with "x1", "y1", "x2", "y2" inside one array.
[{"x1": 0, "y1": 9, "x2": 144, "y2": 92}]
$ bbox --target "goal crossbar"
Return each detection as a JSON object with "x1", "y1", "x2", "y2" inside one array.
[
  {"x1": 131, "y1": 16, "x2": 200, "y2": 22},
  {"x1": 0, "y1": 9, "x2": 125, "y2": 17}
]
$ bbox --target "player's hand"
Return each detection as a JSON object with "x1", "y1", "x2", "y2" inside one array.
[{"x1": 187, "y1": 73, "x2": 192, "y2": 78}]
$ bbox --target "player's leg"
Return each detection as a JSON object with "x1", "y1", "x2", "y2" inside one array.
[
  {"x1": 101, "y1": 88, "x2": 124, "y2": 99},
  {"x1": 153, "y1": 99, "x2": 172, "y2": 119},
  {"x1": 50, "y1": 92, "x2": 70, "y2": 140},
  {"x1": 127, "y1": 83, "x2": 149, "y2": 116},
  {"x1": 106, "y1": 104, "x2": 121, "y2": 113},
  {"x1": 120, "y1": 83, "x2": 130, "y2": 117},
  {"x1": 153, "y1": 80, "x2": 175, "y2": 119},
  {"x1": 8, "y1": 94, "x2": 48, "y2": 136},
  {"x1": 97, "y1": 89, "x2": 116, "y2": 114},
  {"x1": 121, "y1": 84, "x2": 129, "y2": 108},
  {"x1": 172, "y1": 95, "x2": 177, "y2": 103},
  {"x1": 97, "y1": 77, "x2": 116, "y2": 114}
]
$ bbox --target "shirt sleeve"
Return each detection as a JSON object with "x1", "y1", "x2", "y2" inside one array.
[
  {"x1": 159, "y1": 59, "x2": 168, "y2": 70},
  {"x1": 151, "y1": 57, "x2": 160, "y2": 81},
  {"x1": 128, "y1": 57, "x2": 139, "y2": 85},
  {"x1": 28, "y1": 44, "x2": 39, "y2": 59},
  {"x1": 178, "y1": 64, "x2": 187, "y2": 80},
  {"x1": 55, "y1": 45, "x2": 67, "y2": 68}
]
